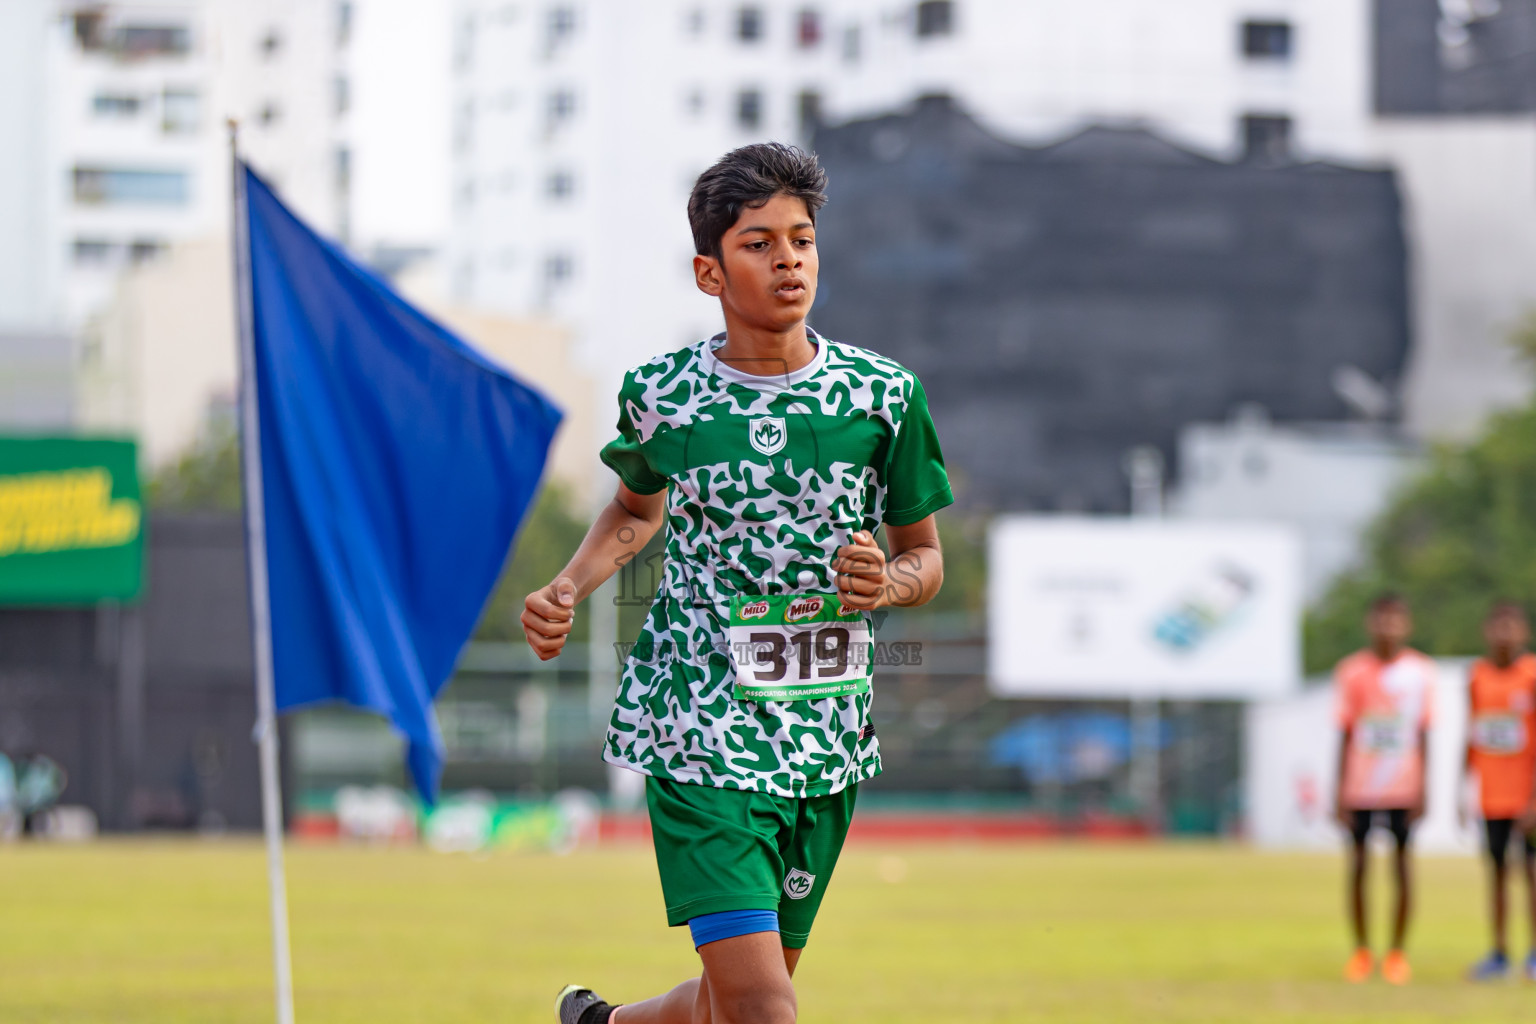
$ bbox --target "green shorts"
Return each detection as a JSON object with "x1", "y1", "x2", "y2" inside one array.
[{"x1": 645, "y1": 776, "x2": 858, "y2": 949}]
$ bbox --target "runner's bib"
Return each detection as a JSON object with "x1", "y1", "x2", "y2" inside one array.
[
  {"x1": 1472, "y1": 712, "x2": 1526, "y2": 755},
  {"x1": 729, "y1": 593, "x2": 872, "y2": 701},
  {"x1": 1357, "y1": 714, "x2": 1413, "y2": 754}
]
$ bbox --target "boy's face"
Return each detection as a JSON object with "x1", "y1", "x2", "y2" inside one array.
[
  {"x1": 694, "y1": 193, "x2": 818, "y2": 332},
  {"x1": 1367, "y1": 603, "x2": 1411, "y2": 649},
  {"x1": 1485, "y1": 611, "x2": 1529, "y2": 654}
]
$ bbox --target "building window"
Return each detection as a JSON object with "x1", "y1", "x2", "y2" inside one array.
[
  {"x1": 545, "y1": 253, "x2": 574, "y2": 284},
  {"x1": 737, "y1": 89, "x2": 763, "y2": 129},
  {"x1": 128, "y1": 239, "x2": 166, "y2": 264},
  {"x1": 915, "y1": 1, "x2": 954, "y2": 38},
  {"x1": 686, "y1": 8, "x2": 706, "y2": 35},
  {"x1": 333, "y1": 75, "x2": 351, "y2": 116},
  {"x1": 737, "y1": 7, "x2": 763, "y2": 42},
  {"x1": 334, "y1": 146, "x2": 352, "y2": 196},
  {"x1": 161, "y1": 88, "x2": 200, "y2": 134},
  {"x1": 547, "y1": 89, "x2": 577, "y2": 124},
  {"x1": 454, "y1": 99, "x2": 475, "y2": 153},
  {"x1": 548, "y1": 6, "x2": 576, "y2": 48},
  {"x1": 336, "y1": 1, "x2": 354, "y2": 48},
  {"x1": 92, "y1": 93, "x2": 141, "y2": 117},
  {"x1": 797, "y1": 89, "x2": 822, "y2": 135},
  {"x1": 1241, "y1": 114, "x2": 1292, "y2": 162},
  {"x1": 120, "y1": 23, "x2": 191, "y2": 57},
  {"x1": 546, "y1": 169, "x2": 575, "y2": 199},
  {"x1": 454, "y1": 15, "x2": 475, "y2": 72},
  {"x1": 260, "y1": 28, "x2": 282, "y2": 58},
  {"x1": 685, "y1": 87, "x2": 706, "y2": 117},
  {"x1": 72, "y1": 239, "x2": 116, "y2": 265},
  {"x1": 1242, "y1": 20, "x2": 1292, "y2": 59},
  {"x1": 797, "y1": 9, "x2": 822, "y2": 48},
  {"x1": 258, "y1": 101, "x2": 282, "y2": 127},
  {"x1": 73, "y1": 167, "x2": 190, "y2": 205},
  {"x1": 842, "y1": 25, "x2": 861, "y2": 62}
]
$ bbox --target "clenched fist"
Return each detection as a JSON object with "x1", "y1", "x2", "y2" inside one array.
[
  {"x1": 832, "y1": 530, "x2": 887, "y2": 611},
  {"x1": 522, "y1": 576, "x2": 578, "y2": 661}
]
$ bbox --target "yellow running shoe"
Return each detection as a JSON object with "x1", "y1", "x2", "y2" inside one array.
[
  {"x1": 1382, "y1": 949, "x2": 1412, "y2": 985},
  {"x1": 1344, "y1": 948, "x2": 1374, "y2": 983}
]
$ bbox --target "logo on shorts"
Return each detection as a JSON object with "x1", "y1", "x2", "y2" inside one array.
[
  {"x1": 738, "y1": 600, "x2": 771, "y2": 621},
  {"x1": 750, "y1": 417, "x2": 787, "y2": 457},
  {"x1": 785, "y1": 597, "x2": 824, "y2": 622},
  {"x1": 783, "y1": 867, "x2": 815, "y2": 900}
]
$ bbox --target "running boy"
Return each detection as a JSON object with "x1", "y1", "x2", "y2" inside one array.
[
  {"x1": 522, "y1": 143, "x2": 952, "y2": 1024},
  {"x1": 1462, "y1": 601, "x2": 1536, "y2": 981},
  {"x1": 1333, "y1": 593, "x2": 1436, "y2": 985}
]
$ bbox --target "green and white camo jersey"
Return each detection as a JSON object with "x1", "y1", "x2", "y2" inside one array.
[{"x1": 599, "y1": 329, "x2": 953, "y2": 797}]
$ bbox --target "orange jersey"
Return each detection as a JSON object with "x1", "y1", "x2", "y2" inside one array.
[
  {"x1": 1468, "y1": 654, "x2": 1536, "y2": 819},
  {"x1": 1336, "y1": 648, "x2": 1435, "y2": 811}
]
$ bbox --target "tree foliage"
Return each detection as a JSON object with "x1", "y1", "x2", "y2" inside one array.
[
  {"x1": 146, "y1": 421, "x2": 243, "y2": 511},
  {"x1": 1305, "y1": 316, "x2": 1536, "y2": 673},
  {"x1": 473, "y1": 482, "x2": 593, "y2": 642}
]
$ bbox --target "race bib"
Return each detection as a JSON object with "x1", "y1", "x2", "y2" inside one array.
[
  {"x1": 729, "y1": 593, "x2": 872, "y2": 701},
  {"x1": 1472, "y1": 712, "x2": 1526, "y2": 755},
  {"x1": 1357, "y1": 714, "x2": 1411, "y2": 754}
]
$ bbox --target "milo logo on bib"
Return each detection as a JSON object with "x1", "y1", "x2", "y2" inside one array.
[
  {"x1": 785, "y1": 597, "x2": 824, "y2": 622},
  {"x1": 728, "y1": 593, "x2": 872, "y2": 702}
]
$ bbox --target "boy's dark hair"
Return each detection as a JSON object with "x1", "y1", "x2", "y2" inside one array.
[
  {"x1": 688, "y1": 143, "x2": 828, "y2": 260},
  {"x1": 1488, "y1": 599, "x2": 1528, "y2": 622},
  {"x1": 1369, "y1": 591, "x2": 1408, "y2": 613}
]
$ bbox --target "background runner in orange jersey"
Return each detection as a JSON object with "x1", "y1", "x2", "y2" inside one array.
[
  {"x1": 1462, "y1": 602, "x2": 1536, "y2": 982},
  {"x1": 1333, "y1": 593, "x2": 1435, "y2": 985}
]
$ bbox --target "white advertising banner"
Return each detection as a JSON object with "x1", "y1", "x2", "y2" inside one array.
[{"x1": 988, "y1": 517, "x2": 1302, "y2": 698}]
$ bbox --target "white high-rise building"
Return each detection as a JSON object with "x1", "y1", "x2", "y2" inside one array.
[
  {"x1": 0, "y1": 0, "x2": 355, "y2": 338},
  {"x1": 446, "y1": 0, "x2": 1536, "y2": 442},
  {"x1": 446, "y1": 0, "x2": 1375, "y2": 390}
]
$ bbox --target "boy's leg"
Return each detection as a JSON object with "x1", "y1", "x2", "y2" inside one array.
[
  {"x1": 611, "y1": 939, "x2": 804, "y2": 1024},
  {"x1": 1523, "y1": 831, "x2": 1536, "y2": 949},
  {"x1": 1485, "y1": 819, "x2": 1513, "y2": 955},
  {"x1": 1346, "y1": 811, "x2": 1371, "y2": 951},
  {"x1": 614, "y1": 937, "x2": 800, "y2": 1024},
  {"x1": 1388, "y1": 810, "x2": 1413, "y2": 952}
]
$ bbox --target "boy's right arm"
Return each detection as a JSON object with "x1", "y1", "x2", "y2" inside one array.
[{"x1": 520, "y1": 482, "x2": 667, "y2": 661}]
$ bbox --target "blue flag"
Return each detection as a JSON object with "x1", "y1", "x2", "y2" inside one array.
[{"x1": 241, "y1": 163, "x2": 561, "y2": 802}]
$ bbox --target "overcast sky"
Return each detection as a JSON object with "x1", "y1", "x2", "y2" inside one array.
[{"x1": 349, "y1": 0, "x2": 451, "y2": 249}]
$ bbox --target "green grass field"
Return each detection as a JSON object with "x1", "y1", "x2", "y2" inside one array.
[{"x1": 2, "y1": 839, "x2": 1533, "y2": 1023}]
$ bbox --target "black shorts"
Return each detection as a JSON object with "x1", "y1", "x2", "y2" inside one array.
[
  {"x1": 1348, "y1": 809, "x2": 1411, "y2": 848},
  {"x1": 1484, "y1": 819, "x2": 1536, "y2": 868}
]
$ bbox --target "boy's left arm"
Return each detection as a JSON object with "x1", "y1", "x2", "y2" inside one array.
[{"x1": 833, "y1": 514, "x2": 943, "y2": 611}]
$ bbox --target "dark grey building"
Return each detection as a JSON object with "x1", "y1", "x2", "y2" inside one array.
[
  {"x1": 810, "y1": 97, "x2": 1410, "y2": 512},
  {"x1": 1376, "y1": 0, "x2": 1536, "y2": 114}
]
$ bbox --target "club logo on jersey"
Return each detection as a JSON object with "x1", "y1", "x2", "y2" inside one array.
[
  {"x1": 749, "y1": 416, "x2": 787, "y2": 456},
  {"x1": 783, "y1": 867, "x2": 815, "y2": 900},
  {"x1": 837, "y1": 601, "x2": 863, "y2": 618},
  {"x1": 785, "y1": 597, "x2": 824, "y2": 622},
  {"x1": 738, "y1": 600, "x2": 771, "y2": 621}
]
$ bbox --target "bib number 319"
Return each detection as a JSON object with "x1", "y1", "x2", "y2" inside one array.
[{"x1": 729, "y1": 594, "x2": 872, "y2": 701}]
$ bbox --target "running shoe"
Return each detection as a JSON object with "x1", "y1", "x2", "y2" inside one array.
[
  {"x1": 555, "y1": 984, "x2": 615, "y2": 1024},
  {"x1": 1382, "y1": 949, "x2": 1412, "y2": 985},
  {"x1": 1467, "y1": 950, "x2": 1509, "y2": 981},
  {"x1": 1344, "y1": 947, "x2": 1373, "y2": 983}
]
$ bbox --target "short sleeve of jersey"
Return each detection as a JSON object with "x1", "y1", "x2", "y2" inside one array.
[
  {"x1": 599, "y1": 372, "x2": 668, "y2": 495},
  {"x1": 1334, "y1": 662, "x2": 1359, "y2": 728},
  {"x1": 883, "y1": 376, "x2": 954, "y2": 526}
]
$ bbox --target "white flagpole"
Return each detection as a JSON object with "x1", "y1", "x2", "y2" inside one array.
[{"x1": 229, "y1": 121, "x2": 297, "y2": 1024}]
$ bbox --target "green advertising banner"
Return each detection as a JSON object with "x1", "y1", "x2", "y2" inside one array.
[{"x1": 0, "y1": 437, "x2": 144, "y2": 604}]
